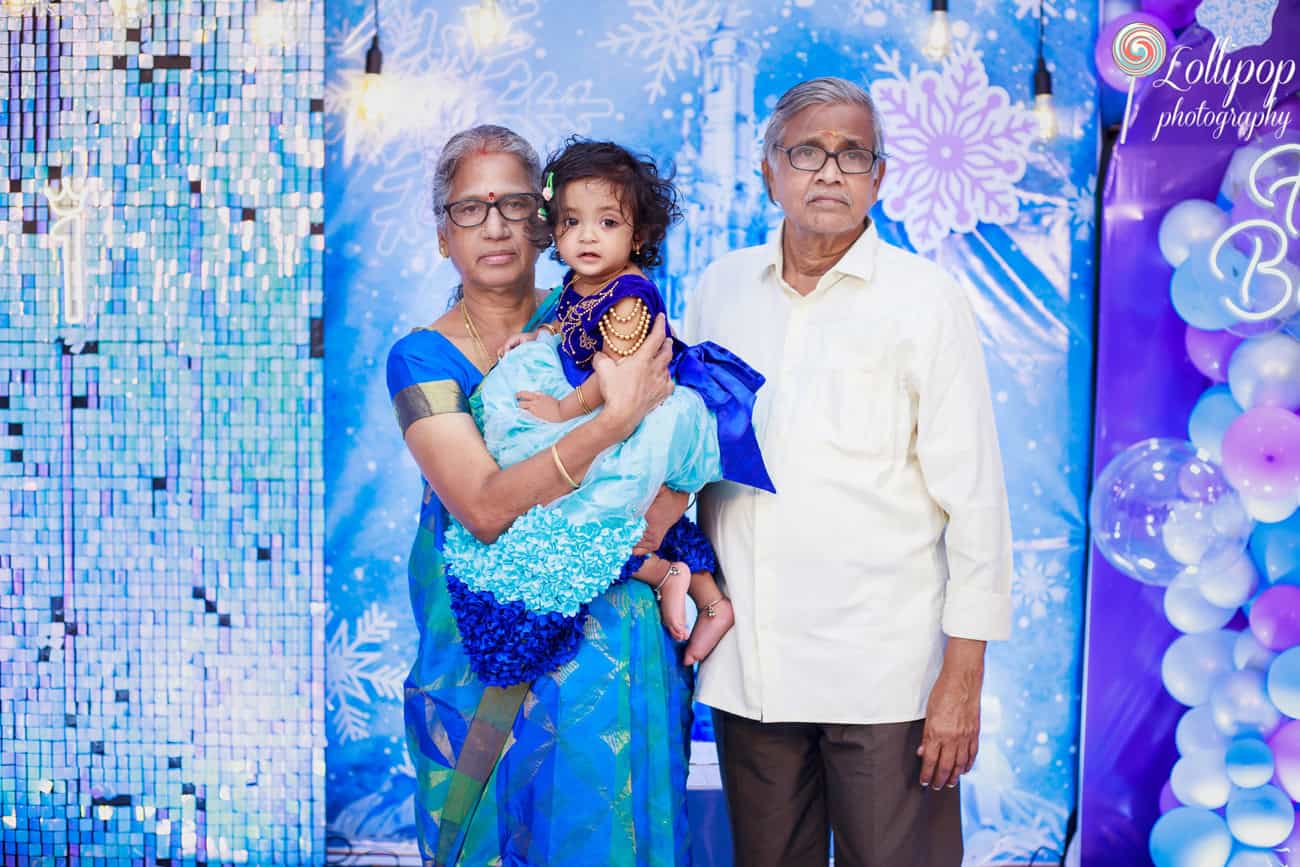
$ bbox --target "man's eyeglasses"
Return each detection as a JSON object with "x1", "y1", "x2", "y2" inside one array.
[
  {"x1": 775, "y1": 144, "x2": 883, "y2": 175},
  {"x1": 443, "y1": 192, "x2": 542, "y2": 228}
]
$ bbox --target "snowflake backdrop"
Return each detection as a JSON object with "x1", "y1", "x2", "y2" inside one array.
[{"x1": 325, "y1": 0, "x2": 1099, "y2": 861}]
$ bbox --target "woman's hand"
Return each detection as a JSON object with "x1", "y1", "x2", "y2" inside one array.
[
  {"x1": 633, "y1": 487, "x2": 690, "y2": 556},
  {"x1": 592, "y1": 313, "x2": 673, "y2": 438}
]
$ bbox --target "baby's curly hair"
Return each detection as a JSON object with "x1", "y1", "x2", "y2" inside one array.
[{"x1": 535, "y1": 137, "x2": 681, "y2": 269}]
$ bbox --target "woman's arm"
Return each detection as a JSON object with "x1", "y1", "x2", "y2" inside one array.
[{"x1": 404, "y1": 314, "x2": 675, "y2": 543}]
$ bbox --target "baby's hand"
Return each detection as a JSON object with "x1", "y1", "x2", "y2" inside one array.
[
  {"x1": 499, "y1": 330, "x2": 541, "y2": 358},
  {"x1": 517, "y1": 391, "x2": 564, "y2": 422}
]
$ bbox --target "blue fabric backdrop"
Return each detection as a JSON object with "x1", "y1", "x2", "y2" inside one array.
[{"x1": 323, "y1": 0, "x2": 1098, "y2": 861}]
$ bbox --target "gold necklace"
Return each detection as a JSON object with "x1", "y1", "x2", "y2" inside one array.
[{"x1": 460, "y1": 301, "x2": 492, "y2": 369}]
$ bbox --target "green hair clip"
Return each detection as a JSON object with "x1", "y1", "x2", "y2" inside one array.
[{"x1": 538, "y1": 171, "x2": 554, "y2": 219}]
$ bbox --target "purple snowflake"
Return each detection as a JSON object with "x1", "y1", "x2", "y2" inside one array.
[{"x1": 871, "y1": 45, "x2": 1036, "y2": 252}]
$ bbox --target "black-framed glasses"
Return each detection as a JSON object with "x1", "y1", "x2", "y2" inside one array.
[
  {"x1": 776, "y1": 144, "x2": 883, "y2": 175},
  {"x1": 443, "y1": 192, "x2": 542, "y2": 228}
]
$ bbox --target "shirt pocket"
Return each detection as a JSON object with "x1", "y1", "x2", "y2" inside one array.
[{"x1": 823, "y1": 357, "x2": 904, "y2": 459}]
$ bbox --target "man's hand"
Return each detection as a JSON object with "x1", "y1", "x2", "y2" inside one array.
[
  {"x1": 918, "y1": 637, "x2": 986, "y2": 789},
  {"x1": 633, "y1": 487, "x2": 690, "y2": 556}
]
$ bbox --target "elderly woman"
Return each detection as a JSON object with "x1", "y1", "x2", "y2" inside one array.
[{"x1": 386, "y1": 124, "x2": 695, "y2": 866}]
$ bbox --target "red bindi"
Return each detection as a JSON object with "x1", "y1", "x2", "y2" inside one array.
[{"x1": 487, "y1": 191, "x2": 496, "y2": 202}]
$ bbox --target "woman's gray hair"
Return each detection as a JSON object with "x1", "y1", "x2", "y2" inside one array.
[
  {"x1": 762, "y1": 77, "x2": 886, "y2": 166},
  {"x1": 431, "y1": 124, "x2": 542, "y2": 231}
]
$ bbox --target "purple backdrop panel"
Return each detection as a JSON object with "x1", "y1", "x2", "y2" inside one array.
[{"x1": 1082, "y1": 4, "x2": 1300, "y2": 864}]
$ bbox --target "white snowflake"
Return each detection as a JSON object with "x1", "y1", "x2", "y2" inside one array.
[
  {"x1": 1064, "y1": 174, "x2": 1097, "y2": 241},
  {"x1": 1013, "y1": 552, "x2": 1068, "y2": 620},
  {"x1": 870, "y1": 43, "x2": 1036, "y2": 252},
  {"x1": 327, "y1": 603, "x2": 406, "y2": 743},
  {"x1": 1197, "y1": 0, "x2": 1279, "y2": 51},
  {"x1": 599, "y1": 0, "x2": 733, "y2": 103},
  {"x1": 850, "y1": 0, "x2": 912, "y2": 28},
  {"x1": 1012, "y1": 0, "x2": 1063, "y2": 19}
]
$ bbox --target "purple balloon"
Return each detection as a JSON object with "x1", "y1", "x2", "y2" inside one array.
[
  {"x1": 1186, "y1": 327, "x2": 1243, "y2": 383},
  {"x1": 1221, "y1": 407, "x2": 1300, "y2": 500},
  {"x1": 1250, "y1": 585, "x2": 1300, "y2": 651},
  {"x1": 1095, "y1": 12, "x2": 1176, "y2": 91},
  {"x1": 1269, "y1": 720, "x2": 1300, "y2": 802},
  {"x1": 1141, "y1": 0, "x2": 1198, "y2": 29}
]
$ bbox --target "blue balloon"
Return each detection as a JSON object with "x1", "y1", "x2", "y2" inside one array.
[
  {"x1": 1150, "y1": 806, "x2": 1233, "y2": 867},
  {"x1": 1225, "y1": 738, "x2": 1275, "y2": 788},
  {"x1": 1226, "y1": 785, "x2": 1295, "y2": 848},
  {"x1": 1250, "y1": 513, "x2": 1300, "y2": 582},
  {"x1": 1160, "y1": 200, "x2": 1231, "y2": 268},
  {"x1": 1189, "y1": 385, "x2": 1245, "y2": 464},
  {"x1": 1226, "y1": 847, "x2": 1284, "y2": 867},
  {"x1": 1164, "y1": 630, "x2": 1239, "y2": 706},
  {"x1": 1172, "y1": 243, "x2": 1243, "y2": 331},
  {"x1": 1266, "y1": 647, "x2": 1300, "y2": 718}
]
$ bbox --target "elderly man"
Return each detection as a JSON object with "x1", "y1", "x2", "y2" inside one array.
[{"x1": 684, "y1": 77, "x2": 1013, "y2": 867}]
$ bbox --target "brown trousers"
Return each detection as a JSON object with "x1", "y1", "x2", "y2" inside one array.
[{"x1": 713, "y1": 710, "x2": 964, "y2": 867}]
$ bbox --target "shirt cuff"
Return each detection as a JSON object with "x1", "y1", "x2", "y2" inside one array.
[{"x1": 942, "y1": 586, "x2": 1012, "y2": 641}]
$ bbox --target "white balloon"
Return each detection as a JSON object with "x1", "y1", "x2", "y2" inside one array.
[
  {"x1": 1178, "y1": 705, "x2": 1230, "y2": 755},
  {"x1": 1210, "y1": 669, "x2": 1283, "y2": 738},
  {"x1": 1164, "y1": 630, "x2": 1239, "y2": 706},
  {"x1": 1159, "y1": 200, "x2": 1231, "y2": 268},
  {"x1": 1227, "y1": 848, "x2": 1284, "y2": 867},
  {"x1": 1227, "y1": 334, "x2": 1300, "y2": 412},
  {"x1": 1197, "y1": 553, "x2": 1260, "y2": 609},
  {"x1": 1166, "y1": 569, "x2": 1238, "y2": 633},
  {"x1": 1226, "y1": 785, "x2": 1296, "y2": 848},
  {"x1": 1234, "y1": 631, "x2": 1278, "y2": 672},
  {"x1": 1171, "y1": 749, "x2": 1232, "y2": 808},
  {"x1": 1242, "y1": 495, "x2": 1299, "y2": 525}
]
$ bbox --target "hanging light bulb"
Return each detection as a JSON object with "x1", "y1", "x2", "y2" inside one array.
[
  {"x1": 1033, "y1": 56, "x2": 1058, "y2": 141},
  {"x1": 466, "y1": 0, "x2": 510, "y2": 50},
  {"x1": 922, "y1": 0, "x2": 951, "y2": 62},
  {"x1": 355, "y1": 32, "x2": 386, "y2": 126},
  {"x1": 1031, "y1": 2, "x2": 1057, "y2": 142}
]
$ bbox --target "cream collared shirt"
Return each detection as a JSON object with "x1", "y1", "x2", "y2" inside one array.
[{"x1": 684, "y1": 222, "x2": 1013, "y2": 725}]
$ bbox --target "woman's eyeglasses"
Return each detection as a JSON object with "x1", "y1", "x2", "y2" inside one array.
[{"x1": 443, "y1": 192, "x2": 542, "y2": 228}]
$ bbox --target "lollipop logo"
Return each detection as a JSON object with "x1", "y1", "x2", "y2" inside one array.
[
  {"x1": 1113, "y1": 22, "x2": 1168, "y2": 144},
  {"x1": 1112, "y1": 22, "x2": 1167, "y2": 79}
]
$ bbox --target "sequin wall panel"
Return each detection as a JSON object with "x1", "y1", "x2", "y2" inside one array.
[{"x1": 0, "y1": 0, "x2": 326, "y2": 863}]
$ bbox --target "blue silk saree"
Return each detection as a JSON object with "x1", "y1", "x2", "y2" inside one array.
[{"x1": 386, "y1": 291, "x2": 694, "y2": 866}]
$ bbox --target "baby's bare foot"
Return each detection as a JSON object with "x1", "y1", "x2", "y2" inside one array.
[
  {"x1": 683, "y1": 597, "x2": 734, "y2": 666},
  {"x1": 656, "y1": 561, "x2": 692, "y2": 641}
]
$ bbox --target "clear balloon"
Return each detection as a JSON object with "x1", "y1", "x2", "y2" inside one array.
[
  {"x1": 1167, "y1": 568, "x2": 1238, "y2": 632},
  {"x1": 1190, "y1": 385, "x2": 1245, "y2": 464},
  {"x1": 1269, "y1": 721, "x2": 1300, "y2": 802},
  {"x1": 1187, "y1": 328, "x2": 1246, "y2": 385},
  {"x1": 1161, "y1": 200, "x2": 1232, "y2": 268},
  {"x1": 1228, "y1": 335, "x2": 1300, "y2": 412},
  {"x1": 1198, "y1": 552, "x2": 1261, "y2": 609},
  {"x1": 1266, "y1": 647, "x2": 1300, "y2": 718},
  {"x1": 1222, "y1": 408, "x2": 1300, "y2": 502},
  {"x1": 1165, "y1": 630, "x2": 1239, "y2": 706},
  {"x1": 1250, "y1": 585, "x2": 1300, "y2": 651},
  {"x1": 1150, "y1": 806, "x2": 1233, "y2": 867},
  {"x1": 1210, "y1": 669, "x2": 1283, "y2": 739},
  {"x1": 1092, "y1": 439, "x2": 1254, "y2": 585},
  {"x1": 1225, "y1": 737, "x2": 1275, "y2": 788},
  {"x1": 1226, "y1": 785, "x2": 1295, "y2": 849}
]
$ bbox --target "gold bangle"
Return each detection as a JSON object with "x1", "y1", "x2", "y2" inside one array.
[
  {"x1": 575, "y1": 383, "x2": 592, "y2": 415},
  {"x1": 551, "y1": 444, "x2": 580, "y2": 489}
]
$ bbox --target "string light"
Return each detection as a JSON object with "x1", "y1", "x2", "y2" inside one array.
[
  {"x1": 922, "y1": 0, "x2": 951, "y2": 62},
  {"x1": 1032, "y1": 0, "x2": 1058, "y2": 141},
  {"x1": 466, "y1": 0, "x2": 510, "y2": 50},
  {"x1": 355, "y1": 0, "x2": 386, "y2": 125}
]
